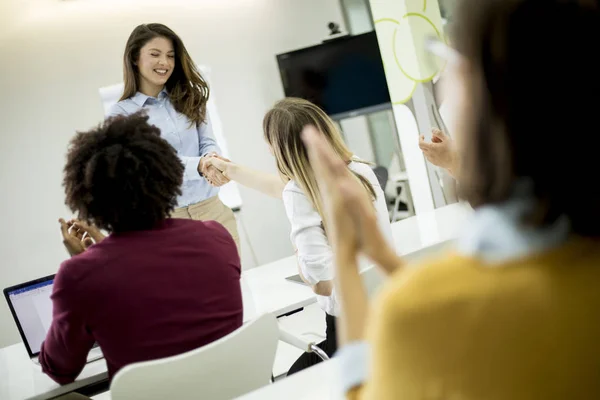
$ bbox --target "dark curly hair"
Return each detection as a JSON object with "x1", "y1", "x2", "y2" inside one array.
[{"x1": 63, "y1": 112, "x2": 184, "y2": 233}]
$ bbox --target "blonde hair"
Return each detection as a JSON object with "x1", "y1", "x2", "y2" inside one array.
[{"x1": 263, "y1": 97, "x2": 376, "y2": 220}]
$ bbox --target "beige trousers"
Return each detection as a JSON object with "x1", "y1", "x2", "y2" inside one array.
[{"x1": 171, "y1": 196, "x2": 240, "y2": 254}]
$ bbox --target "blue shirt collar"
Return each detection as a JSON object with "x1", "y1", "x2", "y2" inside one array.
[
  {"x1": 457, "y1": 180, "x2": 571, "y2": 264},
  {"x1": 131, "y1": 89, "x2": 168, "y2": 107}
]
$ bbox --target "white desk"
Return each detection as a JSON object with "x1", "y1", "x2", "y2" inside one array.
[
  {"x1": 0, "y1": 202, "x2": 470, "y2": 400},
  {"x1": 0, "y1": 345, "x2": 109, "y2": 400},
  {"x1": 391, "y1": 200, "x2": 469, "y2": 256},
  {"x1": 237, "y1": 358, "x2": 342, "y2": 400},
  {"x1": 241, "y1": 255, "x2": 314, "y2": 322}
]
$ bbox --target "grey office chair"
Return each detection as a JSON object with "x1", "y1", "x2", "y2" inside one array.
[{"x1": 372, "y1": 166, "x2": 389, "y2": 191}]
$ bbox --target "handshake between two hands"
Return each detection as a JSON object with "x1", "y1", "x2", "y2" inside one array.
[{"x1": 198, "y1": 153, "x2": 232, "y2": 187}]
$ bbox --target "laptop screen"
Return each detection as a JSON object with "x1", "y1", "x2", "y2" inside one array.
[{"x1": 6, "y1": 278, "x2": 54, "y2": 356}]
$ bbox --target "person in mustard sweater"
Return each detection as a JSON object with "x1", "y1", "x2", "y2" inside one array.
[{"x1": 300, "y1": 0, "x2": 600, "y2": 399}]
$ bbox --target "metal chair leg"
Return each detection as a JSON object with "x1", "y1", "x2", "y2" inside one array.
[{"x1": 309, "y1": 343, "x2": 330, "y2": 361}]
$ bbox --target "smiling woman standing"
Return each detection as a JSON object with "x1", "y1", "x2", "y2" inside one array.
[{"x1": 109, "y1": 23, "x2": 240, "y2": 252}]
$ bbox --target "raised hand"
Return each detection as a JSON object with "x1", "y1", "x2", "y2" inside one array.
[
  {"x1": 68, "y1": 219, "x2": 106, "y2": 244},
  {"x1": 301, "y1": 125, "x2": 401, "y2": 273},
  {"x1": 419, "y1": 128, "x2": 456, "y2": 173},
  {"x1": 59, "y1": 219, "x2": 92, "y2": 257}
]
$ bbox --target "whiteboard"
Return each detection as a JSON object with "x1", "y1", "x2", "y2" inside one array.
[{"x1": 99, "y1": 66, "x2": 243, "y2": 210}]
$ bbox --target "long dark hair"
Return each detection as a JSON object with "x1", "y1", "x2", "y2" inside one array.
[
  {"x1": 120, "y1": 23, "x2": 209, "y2": 125},
  {"x1": 453, "y1": 0, "x2": 600, "y2": 237}
]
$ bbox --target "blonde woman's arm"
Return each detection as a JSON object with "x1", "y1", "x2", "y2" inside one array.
[
  {"x1": 203, "y1": 156, "x2": 286, "y2": 199},
  {"x1": 283, "y1": 187, "x2": 335, "y2": 297},
  {"x1": 295, "y1": 253, "x2": 333, "y2": 296}
]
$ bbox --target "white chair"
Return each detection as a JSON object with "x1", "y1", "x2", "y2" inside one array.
[
  {"x1": 279, "y1": 324, "x2": 330, "y2": 362},
  {"x1": 110, "y1": 313, "x2": 279, "y2": 400}
]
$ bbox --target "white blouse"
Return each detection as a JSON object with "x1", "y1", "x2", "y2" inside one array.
[{"x1": 282, "y1": 161, "x2": 394, "y2": 316}]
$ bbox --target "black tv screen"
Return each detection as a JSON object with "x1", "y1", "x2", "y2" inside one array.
[{"x1": 276, "y1": 31, "x2": 391, "y2": 119}]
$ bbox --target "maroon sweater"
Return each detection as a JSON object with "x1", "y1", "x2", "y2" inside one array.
[{"x1": 39, "y1": 218, "x2": 243, "y2": 384}]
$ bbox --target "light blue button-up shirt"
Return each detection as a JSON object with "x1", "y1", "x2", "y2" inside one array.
[{"x1": 108, "y1": 90, "x2": 220, "y2": 207}]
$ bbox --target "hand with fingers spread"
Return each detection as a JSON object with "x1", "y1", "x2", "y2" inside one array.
[
  {"x1": 301, "y1": 125, "x2": 401, "y2": 274},
  {"x1": 419, "y1": 128, "x2": 458, "y2": 176}
]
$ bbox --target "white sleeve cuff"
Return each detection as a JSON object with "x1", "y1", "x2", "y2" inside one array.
[
  {"x1": 183, "y1": 156, "x2": 202, "y2": 182},
  {"x1": 297, "y1": 254, "x2": 334, "y2": 285},
  {"x1": 336, "y1": 340, "x2": 370, "y2": 394}
]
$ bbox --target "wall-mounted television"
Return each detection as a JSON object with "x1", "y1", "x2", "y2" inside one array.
[{"x1": 276, "y1": 31, "x2": 391, "y2": 120}]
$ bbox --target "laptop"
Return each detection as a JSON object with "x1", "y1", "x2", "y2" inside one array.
[{"x1": 3, "y1": 275, "x2": 103, "y2": 365}]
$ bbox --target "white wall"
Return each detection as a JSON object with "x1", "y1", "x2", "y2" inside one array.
[
  {"x1": 0, "y1": 0, "x2": 346, "y2": 347},
  {"x1": 339, "y1": 117, "x2": 376, "y2": 162},
  {"x1": 341, "y1": 0, "x2": 374, "y2": 35}
]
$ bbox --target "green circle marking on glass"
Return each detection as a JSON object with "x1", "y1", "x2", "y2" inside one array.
[
  {"x1": 393, "y1": 83, "x2": 417, "y2": 105},
  {"x1": 392, "y1": 13, "x2": 443, "y2": 83}
]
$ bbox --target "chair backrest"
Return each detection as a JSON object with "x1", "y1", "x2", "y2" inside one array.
[
  {"x1": 99, "y1": 82, "x2": 124, "y2": 116},
  {"x1": 372, "y1": 166, "x2": 389, "y2": 191},
  {"x1": 110, "y1": 313, "x2": 279, "y2": 400}
]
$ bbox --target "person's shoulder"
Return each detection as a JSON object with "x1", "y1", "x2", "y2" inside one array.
[
  {"x1": 282, "y1": 180, "x2": 311, "y2": 206},
  {"x1": 55, "y1": 249, "x2": 105, "y2": 288},
  {"x1": 170, "y1": 218, "x2": 236, "y2": 246},
  {"x1": 282, "y1": 180, "x2": 317, "y2": 220},
  {"x1": 185, "y1": 219, "x2": 239, "y2": 265},
  {"x1": 283, "y1": 180, "x2": 312, "y2": 204},
  {"x1": 107, "y1": 102, "x2": 127, "y2": 118},
  {"x1": 365, "y1": 255, "x2": 486, "y2": 358},
  {"x1": 348, "y1": 158, "x2": 372, "y2": 173},
  {"x1": 107, "y1": 99, "x2": 135, "y2": 118},
  {"x1": 282, "y1": 179, "x2": 303, "y2": 195},
  {"x1": 170, "y1": 217, "x2": 220, "y2": 232},
  {"x1": 348, "y1": 160, "x2": 378, "y2": 182},
  {"x1": 187, "y1": 218, "x2": 228, "y2": 235},
  {"x1": 375, "y1": 253, "x2": 493, "y2": 325}
]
